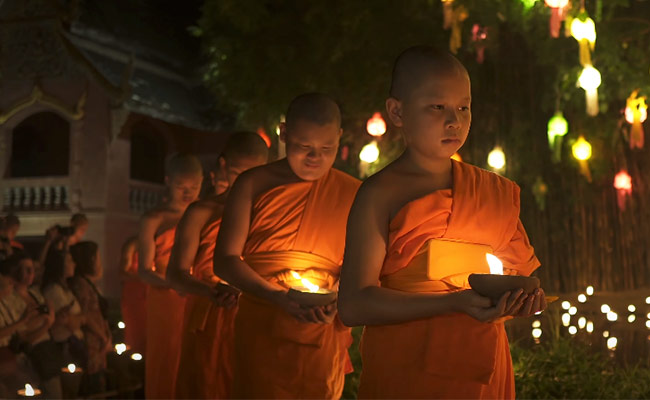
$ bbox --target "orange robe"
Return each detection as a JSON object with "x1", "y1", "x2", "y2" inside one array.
[
  {"x1": 233, "y1": 168, "x2": 360, "y2": 399},
  {"x1": 358, "y1": 160, "x2": 541, "y2": 399},
  {"x1": 175, "y1": 215, "x2": 237, "y2": 399},
  {"x1": 145, "y1": 227, "x2": 187, "y2": 399},
  {"x1": 120, "y1": 251, "x2": 148, "y2": 355}
]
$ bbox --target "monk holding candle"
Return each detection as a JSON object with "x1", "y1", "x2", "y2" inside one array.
[
  {"x1": 214, "y1": 93, "x2": 360, "y2": 399},
  {"x1": 338, "y1": 46, "x2": 547, "y2": 399},
  {"x1": 167, "y1": 132, "x2": 268, "y2": 399},
  {"x1": 138, "y1": 154, "x2": 203, "y2": 399}
]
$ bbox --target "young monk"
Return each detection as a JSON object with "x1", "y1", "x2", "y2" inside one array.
[
  {"x1": 138, "y1": 154, "x2": 203, "y2": 399},
  {"x1": 118, "y1": 236, "x2": 147, "y2": 355},
  {"x1": 214, "y1": 93, "x2": 361, "y2": 399},
  {"x1": 167, "y1": 132, "x2": 268, "y2": 399},
  {"x1": 338, "y1": 46, "x2": 547, "y2": 399}
]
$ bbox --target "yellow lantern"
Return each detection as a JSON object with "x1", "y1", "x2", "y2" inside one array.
[
  {"x1": 570, "y1": 9, "x2": 596, "y2": 66},
  {"x1": 359, "y1": 141, "x2": 380, "y2": 164},
  {"x1": 487, "y1": 146, "x2": 506, "y2": 172},
  {"x1": 578, "y1": 65, "x2": 601, "y2": 116},
  {"x1": 572, "y1": 136, "x2": 592, "y2": 181},
  {"x1": 366, "y1": 112, "x2": 387, "y2": 137},
  {"x1": 625, "y1": 90, "x2": 647, "y2": 149}
]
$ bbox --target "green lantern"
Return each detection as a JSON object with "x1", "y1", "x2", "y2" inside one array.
[{"x1": 547, "y1": 111, "x2": 568, "y2": 162}]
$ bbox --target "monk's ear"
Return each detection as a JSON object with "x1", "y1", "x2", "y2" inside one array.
[
  {"x1": 279, "y1": 122, "x2": 287, "y2": 144},
  {"x1": 386, "y1": 97, "x2": 404, "y2": 128}
]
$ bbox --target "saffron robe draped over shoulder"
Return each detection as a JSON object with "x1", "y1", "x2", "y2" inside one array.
[
  {"x1": 175, "y1": 215, "x2": 237, "y2": 399},
  {"x1": 358, "y1": 160, "x2": 540, "y2": 399},
  {"x1": 233, "y1": 169, "x2": 360, "y2": 399},
  {"x1": 145, "y1": 227, "x2": 187, "y2": 400},
  {"x1": 120, "y1": 250, "x2": 147, "y2": 355}
]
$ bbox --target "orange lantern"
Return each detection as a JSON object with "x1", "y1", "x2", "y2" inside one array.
[
  {"x1": 613, "y1": 170, "x2": 632, "y2": 210},
  {"x1": 625, "y1": 90, "x2": 647, "y2": 149},
  {"x1": 544, "y1": 0, "x2": 570, "y2": 38},
  {"x1": 366, "y1": 112, "x2": 387, "y2": 137}
]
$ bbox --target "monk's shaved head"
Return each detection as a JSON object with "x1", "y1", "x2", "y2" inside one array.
[
  {"x1": 389, "y1": 46, "x2": 468, "y2": 100},
  {"x1": 166, "y1": 153, "x2": 203, "y2": 178},
  {"x1": 286, "y1": 93, "x2": 341, "y2": 130},
  {"x1": 221, "y1": 131, "x2": 269, "y2": 164}
]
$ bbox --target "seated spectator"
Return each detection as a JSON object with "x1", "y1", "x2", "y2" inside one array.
[
  {"x1": 69, "y1": 241, "x2": 110, "y2": 395},
  {"x1": 6, "y1": 253, "x2": 63, "y2": 398}
]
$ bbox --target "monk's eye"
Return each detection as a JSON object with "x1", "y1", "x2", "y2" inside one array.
[
  {"x1": 459, "y1": 106, "x2": 470, "y2": 112},
  {"x1": 429, "y1": 104, "x2": 444, "y2": 110}
]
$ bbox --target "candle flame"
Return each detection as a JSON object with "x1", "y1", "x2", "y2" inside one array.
[
  {"x1": 25, "y1": 384, "x2": 34, "y2": 396},
  {"x1": 290, "y1": 271, "x2": 320, "y2": 293},
  {"x1": 67, "y1": 363, "x2": 76, "y2": 373},
  {"x1": 131, "y1": 353, "x2": 143, "y2": 361},
  {"x1": 115, "y1": 343, "x2": 127, "y2": 355},
  {"x1": 485, "y1": 253, "x2": 503, "y2": 275}
]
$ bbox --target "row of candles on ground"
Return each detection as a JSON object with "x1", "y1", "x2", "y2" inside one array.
[
  {"x1": 18, "y1": 324, "x2": 142, "y2": 397},
  {"x1": 530, "y1": 285, "x2": 650, "y2": 350}
]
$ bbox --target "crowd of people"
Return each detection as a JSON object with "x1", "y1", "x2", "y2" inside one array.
[{"x1": 0, "y1": 213, "x2": 111, "y2": 398}]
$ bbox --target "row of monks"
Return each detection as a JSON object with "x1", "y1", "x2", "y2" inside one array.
[{"x1": 120, "y1": 46, "x2": 546, "y2": 399}]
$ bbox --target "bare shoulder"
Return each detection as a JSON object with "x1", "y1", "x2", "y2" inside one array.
[
  {"x1": 185, "y1": 198, "x2": 221, "y2": 219},
  {"x1": 233, "y1": 159, "x2": 296, "y2": 199}
]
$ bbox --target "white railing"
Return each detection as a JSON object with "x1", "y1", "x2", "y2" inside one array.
[
  {"x1": 1, "y1": 177, "x2": 70, "y2": 211},
  {"x1": 129, "y1": 180, "x2": 166, "y2": 214}
]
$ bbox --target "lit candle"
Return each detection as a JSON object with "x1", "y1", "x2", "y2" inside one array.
[
  {"x1": 18, "y1": 383, "x2": 41, "y2": 397},
  {"x1": 62, "y1": 363, "x2": 82, "y2": 374},
  {"x1": 568, "y1": 326, "x2": 577, "y2": 335},
  {"x1": 577, "y1": 294, "x2": 587, "y2": 303},
  {"x1": 606, "y1": 337, "x2": 617, "y2": 350},
  {"x1": 290, "y1": 271, "x2": 320, "y2": 293},
  {"x1": 600, "y1": 304, "x2": 610, "y2": 314},
  {"x1": 561, "y1": 313, "x2": 571, "y2": 327},
  {"x1": 586, "y1": 321, "x2": 594, "y2": 333},
  {"x1": 628, "y1": 304, "x2": 636, "y2": 313},
  {"x1": 131, "y1": 353, "x2": 143, "y2": 361},
  {"x1": 586, "y1": 286, "x2": 594, "y2": 296},
  {"x1": 117, "y1": 321, "x2": 126, "y2": 329},
  {"x1": 115, "y1": 343, "x2": 128, "y2": 355}
]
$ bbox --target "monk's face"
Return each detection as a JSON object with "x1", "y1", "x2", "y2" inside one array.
[
  {"x1": 166, "y1": 173, "x2": 203, "y2": 207},
  {"x1": 282, "y1": 120, "x2": 341, "y2": 181},
  {"x1": 18, "y1": 258, "x2": 36, "y2": 287},
  {"x1": 212, "y1": 155, "x2": 267, "y2": 194},
  {"x1": 390, "y1": 69, "x2": 471, "y2": 160}
]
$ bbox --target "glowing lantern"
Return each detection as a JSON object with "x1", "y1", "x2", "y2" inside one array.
[
  {"x1": 568, "y1": 306, "x2": 577, "y2": 315},
  {"x1": 487, "y1": 146, "x2": 506, "y2": 171},
  {"x1": 486, "y1": 253, "x2": 503, "y2": 275},
  {"x1": 256, "y1": 127, "x2": 271, "y2": 148},
  {"x1": 451, "y1": 152, "x2": 462, "y2": 162},
  {"x1": 586, "y1": 321, "x2": 594, "y2": 333},
  {"x1": 471, "y1": 24, "x2": 488, "y2": 64},
  {"x1": 613, "y1": 170, "x2": 632, "y2": 210},
  {"x1": 532, "y1": 320, "x2": 541, "y2": 328},
  {"x1": 600, "y1": 304, "x2": 610, "y2": 314},
  {"x1": 359, "y1": 141, "x2": 380, "y2": 164},
  {"x1": 628, "y1": 305, "x2": 636, "y2": 312},
  {"x1": 625, "y1": 90, "x2": 647, "y2": 149},
  {"x1": 572, "y1": 136, "x2": 592, "y2": 182},
  {"x1": 532, "y1": 328, "x2": 542, "y2": 339},
  {"x1": 578, "y1": 65, "x2": 601, "y2": 116},
  {"x1": 606, "y1": 311, "x2": 618, "y2": 321},
  {"x1": 568, "y1": 326, "x2": 577, "y2": 335},
  {"x1": 547, "y1": 111, "x2": 569, "y2": 162},
  {"x1": 628, "y1": 314, "x2": 636, "y2": 323},
  {"x1": 561, "y1": 301, "x2": 570, "y2": 310},
  {"x1": 570, "y1": 9, "x2": 596, "y2": 66},
  {"x1": 586, "y1": 285, "x2": 594, "y2": 295},
  {"x1": 117, "y1": 321, "x2": 125, "y2": 329},
  {"x1": 544, "y1": 0, "x2": 569, "y2": 38},
  {"x1": 532, "y1": 176, "x2": 548, "y2": 211},
  {"x1": 578, "y1": 294, "x2": 587, "y2": 303},
  {"x1": 131, "y1": 353, "x2": 143, "y2": 361},
  {"x1": 578, "y1": 317, "x2": 586, "y2": 329},
  {"x1": 366, "y1": 112, "x2": 387, "y2": 137}
]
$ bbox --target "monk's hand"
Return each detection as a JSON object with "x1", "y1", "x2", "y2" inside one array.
[
  {"x1": 456, "y1": 289, "x2": 523, "y2": 323},
  {"x1": 211, "y1": 289, "x2": 239, "y2": 309},
  {"x1": 312, "y1": 302, "x2": 337, "y2": 324},
  {"x1": 513, "y1": 288, "x2": 547, "y2": 317}
]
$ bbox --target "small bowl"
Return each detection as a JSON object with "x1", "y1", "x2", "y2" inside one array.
[
  {"x1": 287, "y1": 287, "x2": 337, "y2": 307},
  {"x1": 468, "y1": 274, "x2": 540, "y2": 302}
]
